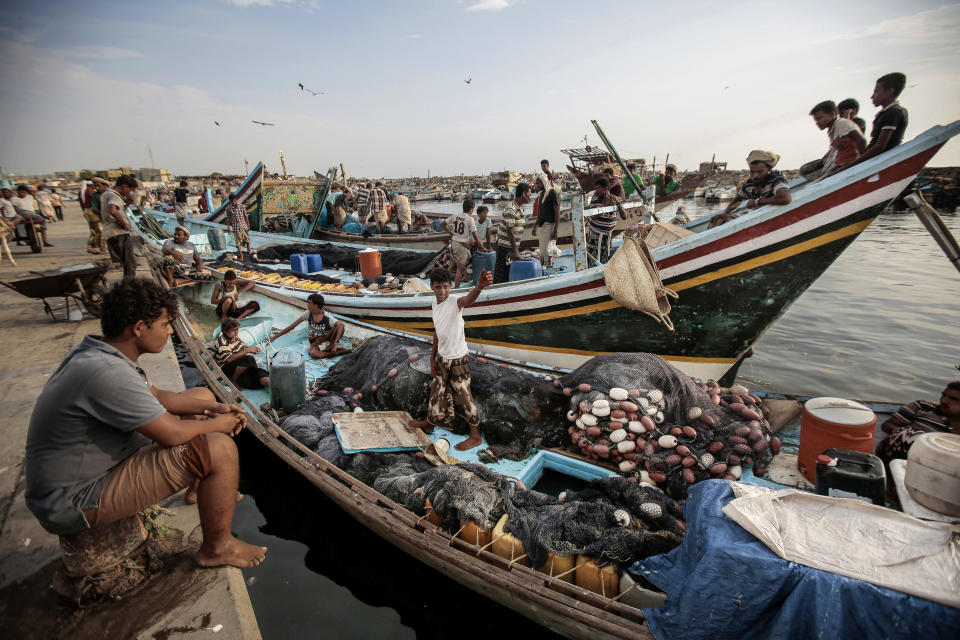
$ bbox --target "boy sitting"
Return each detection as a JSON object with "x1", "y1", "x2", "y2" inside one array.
[
  {"x1": 409, "y1": 267, "x2": 492, "y2": 451},
  {"x1": 213, "y1": 318, "x2": 270, "y2": 389}
]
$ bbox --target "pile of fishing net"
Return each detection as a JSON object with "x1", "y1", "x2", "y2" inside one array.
[
  {"x1": 313, "y1": 335, "x2": 564, "y2": 455},
  {"x1": 558, "y1": 353, "x2": 780, "y2": 500}
]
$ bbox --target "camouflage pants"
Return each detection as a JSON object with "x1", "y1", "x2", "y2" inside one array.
[{"x1": 427, "y1": 354, "x2": 479, "y2": 429}]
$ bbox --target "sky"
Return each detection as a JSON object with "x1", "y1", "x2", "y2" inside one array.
[{"x1": 1, "y1": 0, "x2": 958, "y2": 178}]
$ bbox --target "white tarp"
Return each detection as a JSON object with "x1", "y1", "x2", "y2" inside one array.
[{"x1": 721, "y1": 483, "x2": 960, "y2": 608}]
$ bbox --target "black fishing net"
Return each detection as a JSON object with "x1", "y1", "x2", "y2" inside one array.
[
  {"x1": 315, "y1": 335, "x2": 565, "y2": 456},
  {"x1": 252, "y1": 242, "x2": 442, "y2": 276},
  {"x1": 557, "y1": 353, "x2": 781, "y2": 500}
]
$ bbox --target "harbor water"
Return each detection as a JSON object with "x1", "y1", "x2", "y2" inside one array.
[{"x1": 231, "y1": 199, "x2": 959, "y2": 638}]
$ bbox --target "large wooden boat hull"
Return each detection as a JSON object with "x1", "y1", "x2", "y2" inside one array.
[{"x1": 265, "y1": 123, "x2": 960, "y2": 381}]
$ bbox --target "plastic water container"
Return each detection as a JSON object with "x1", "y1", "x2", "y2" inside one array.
[
  {"x1": 509, "y1": 258, "x2": 542, "y2": 282},
  {"x1": 306, "y1": 254, "x2": 323, "y2": 272},
  {"x1": 342, "y1": 222, "x2": 362, "y2": 234},
  {"x1": 798, "y1": 397, "x2": 877, "y2": 482},
  {"x1": 815, "y1": 448, "x2": 886, "y2": 505},
  {"x1": 472, "y1": 251, "x2": 496, "y2": 284},
  {"x1": 270, "y1": 348, "x2": 305, "y2": 411},
  {"x1": 358, "y1": 248, "x2": 382, "y2": 278},
  {"x1": 207, "y1": 228, "x2": 226, "y2": 251},
  {"x1": 432, "y1": 219, "x2": 446, "y2": 232},
  {"x1": 290, "y1": 253, "x2": 309, "y2": 274},
  {"x1": 905, "y1": 432, "x2": 960, "y2": 516}
]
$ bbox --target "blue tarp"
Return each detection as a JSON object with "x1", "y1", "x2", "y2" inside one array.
[{"x1": 632, "y1": 480, "x2": 960, "y2": 640}]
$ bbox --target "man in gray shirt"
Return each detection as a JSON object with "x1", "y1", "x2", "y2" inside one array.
[
  {"x1": 102, "y1": 174, "x2": 138, "y2": 278},
  {"x1": 26, "y1": 278, "x2": 266, "y2": 568}
]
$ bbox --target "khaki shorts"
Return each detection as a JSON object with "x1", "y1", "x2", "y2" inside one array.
[
  {"x1": 232, "y1": 227, "x2": 250, "y2": 247},
  {"x1": 450, "y1": 241, "x2": 472, "y2": 268},
  {"x1": 83, "y1": 437, "x2": 211, "y2": 529}
]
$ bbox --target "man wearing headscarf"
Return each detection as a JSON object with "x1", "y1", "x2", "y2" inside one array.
[
  {"x1": 531, "y1": 172, "x2": 560, "y2": 267},
  {"x1": 161, "y1": 225, "x2": 204, "y2": 286},
  {"x1": 709, "y1": 150, "x2": 791, "y2": 227}
]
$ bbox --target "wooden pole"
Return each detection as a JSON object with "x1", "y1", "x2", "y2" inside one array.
[
  {"x1": 340, "y1": 163, "x2": 348, "y2": 190},
  {"x1": 591, "y1": 120, "x2": 660, "y2": 222}
]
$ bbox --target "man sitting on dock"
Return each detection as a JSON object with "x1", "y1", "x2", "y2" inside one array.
[
  {"x1": 25, "y1": 278, "x2": 267, "y2": 568},
  {"x1": 708, "y1": 150, "x2": 791, "y2": 227},
  {"x1": 162, "y1": 225, "x2": 204, "y2": 286},
  {"x1": 409, "y1": 267, "x2": 492, "y2": 451}
]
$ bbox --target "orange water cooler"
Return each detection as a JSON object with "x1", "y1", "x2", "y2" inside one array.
[
  {"x1": 797, "y1": 397, "x2": 877, "y2": 482},
  {"x1": 358, "y1": 248, "x2": 382, "y2": 278}
]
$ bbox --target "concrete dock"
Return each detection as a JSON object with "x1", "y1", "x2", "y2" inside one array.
[{"x1": 0, "y1": 201, "x2": 261, "y2": 639}]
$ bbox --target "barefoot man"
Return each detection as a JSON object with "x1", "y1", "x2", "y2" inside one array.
[
  {"x1": 409, "y1": 267, "x2": 491, "y2": 451},
  {"x1": 25, "y1": 278, "x2": 266, "y2": 568}
]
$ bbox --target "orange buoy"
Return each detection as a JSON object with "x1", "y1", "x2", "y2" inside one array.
[
  {"x1": 358, "y1": 248, "x2": 382, "y2": 278},
  {"x1": 798, "y1": 397, "x2": 877, "y2": 482}
]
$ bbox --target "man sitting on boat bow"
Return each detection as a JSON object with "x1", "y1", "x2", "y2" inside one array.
[{"x1": 708, "y1": 150, "x2": 791, "y2": 227}]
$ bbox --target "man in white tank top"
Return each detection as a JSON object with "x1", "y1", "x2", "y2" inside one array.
[{"x1": 408, "y1": 266, "x2": 492, "y2": 451}]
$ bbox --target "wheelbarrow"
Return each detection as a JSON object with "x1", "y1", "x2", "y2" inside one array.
[{"x1": 0, "y1": 261, "x2": 110, "y2": 320}]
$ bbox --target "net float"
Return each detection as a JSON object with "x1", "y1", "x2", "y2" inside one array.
[
  {"x1": 770, "y1": 437, "x2": 781, "y2": 455},
  {"x1": 682, "y1": 468, "x2": 696, "y2": 484},
  {"x1": 676, "y1": 444, "x2": 690, "y2": 456},
  {"x1": 575, "y1": 418, "x2": 584, "y2": 429},
  {"x1": 592, "y1": 444, "x2": 610, "y2": 458},
  {"x1": 728, "y1": 402, "x2": 746, "y2": 412},
  {"x1": 592, "y1": 405, "x2": 611, "y2": 417},
  {"x1": 708, "y1": 441, "x2": 725, "y2": 453},
  {"x1": 581, "y1": 413, "x2": 598, "y2": 427},
  {"x1": 730, "y1": 385, "x2": 749, "y2": 395},
  {"x1": 640, "y1": 502, "x2": 662, "y2": 519},
  {"x1": 353, "y1": 393, "x2": 363, "y2": 400},
  {"x1": 733, "y1": 443, "x2": 753, "y2": 455},
  {"x1": 728, "y1": 435, "x2": 748, "y2": 445},
  {"x1": 640, "y1": 415, "x2": 656, "y2": 431},
  {"x1": 562, "y1": 387, "x2": 573, "y2": 397},
  {"x1": 578, "y1": 383, "x2": 592, "y2": 393},
  {"x1": 648, "y1": 472, "x2": 667, "y2": 483},
  {"x1": 371, "y1": 385, "x2": 377, "y2": 392},
  {"x1": 610, "y1": 429, "x2": 627, "y2": 443},
  {"x1": 620, "y1": 401, "x2": 639, "y2": 413},
  {"x1": 682, "y1": 456, "x2": 697, "y2": 468},
  {"x1": 619, "y1": 460, "x2": 637, "y2": 473},
  {"x1": 658, "y1": 435, "x2": 678, "y2": 448},
  {"x1": 727, "y1": 454, "x2": 742, "y2": 466},
  {"x1": 408, "y1": 354, "x2": 419, "y2": 361},
  {"x1": 579, "y1": 401, "x2": 589, "y2": 413},
  {"x1": 753, "y1": 441, "x2": 769, "y2": 455},
  {"x1": 648, "y1": 389, "x2": 664, "y2": 403},
  {"x1": 318, "y1": 389, "x2": 328, "y2": 395},
  {"x1": 735, "y1": 426, "x2": 751, "y2": 437},
  {"x1": 687, "y1": 407, "x2": 703, "y2": 420},
  {"x1": 749, "y1": 429, "x2": 764, "y2": 442},
  {"x1": 628, "y1": 389, "x2": 641, "y2": 398},
  {"x1": 344, "y1": 387, "x2": 354, "y2": 393},
  {"x1": 710, "y1": 462, "x2": 727, "y2": 475},
  {"x1": 655, "y1": 411, "x2": 664, "y2": 424},
  {"x1": 638, "y1": 397, "x2": 650, "y2": 409},
  {"x1": 665, "y1": 454, "x2": 682, "y2": 467},
  {"x1": 592, "y1": 398, "x2": 610, "y2": 410},
  {"x1": 728, "y1": 464, "x2": 743, "y2": 479},
  {"x1": 645, "y1": 405, "x2": 658, "y2": 416},
  {"x1": 610, "y1": 409, "x2": 627, "y2": 419},
  {"x1": 609, "y1": 387, "x2": 629, "y2": 401},
  {"x1": 639, "y1": 470, "x2": 652, "y2": 484},
  {"x1": 740, "y1": 408, "x2": 761, "y2": 421},
  {"x1": 628, "y1": 421, "x2": 645, "y2": 434},
  {"x1": 682, "y1": 426, "x2": 698, "y2": 439},
  {"x1": 628, "y1": 412, "x2": 640, "y2": 421},
  {"x1": 553, "y1": 379, "x2": 561, "y2": 388},
  {"x1": 644, "y1": 442, "x2": 658, "y2": 456},
  {"x1": 624, "y1": 451, "x2": 636, "y2": 460},
  {"x1": 567, "y1": 410, "x2": 578, "y2": 422},
  {"x1": 711, "y1": 394, "x2": 721, "y2": 405},
  {"x1": 699, "y1": 415, "x2": 717, "y2": 427},
  {"x1": 699, "y1": 453, "x2": 715, "y2": 468},
  {"x1": 587, "y1": 426, "x2": 602, "y2": 437},
  {"x1": 386, "y1": 369, "x2": 398, "y2": 379},
  {"x1": 671, "y1": 427, "x2": 683, "y2": 436},
  {"x1": 617, "y1": 440, "x2": 636, "y2": 454}
]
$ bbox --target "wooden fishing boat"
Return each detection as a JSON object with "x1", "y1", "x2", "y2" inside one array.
[
  {"x1": 136, "y1": 121, "x2": 960, "y2": 383},
  {"x1": 157, "y1": 268, "x2": 918, "y2": 638},
  {"x1": 163, "y1": 277, "x2": 663, "y2": 640}
]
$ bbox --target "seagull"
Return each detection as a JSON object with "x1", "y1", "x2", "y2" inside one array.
[
  {"x1": 723, "y1": 85, "x2": 730, "y2": 90},
  {"x1": 464, "y1": 78, "x2": 471, "y2": 84},
  {"x1": 252, "y1": 120, "x2": 275, "y2": 126},
  {"x1": 214, "y1": 121, "x2": 221, "y2": 126},
  {"x1": 298, "y1": 83, "x2": 304, "y2": 90},
  {"x1": 298, "y1": 83, "x2": 324, "y2": 95}
]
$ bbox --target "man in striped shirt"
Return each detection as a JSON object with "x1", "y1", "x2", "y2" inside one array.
[
  {"x1": 366, "y1": 182, "x2": 389, "y2": 233},
  {"x1": 586, "y1": 177, "x2": 626, "y2": 264},
  {"x1": 225, "y1": 194, "x2": 251, "y2": 262},
  {"x1": 494, "y1": 183, "x2": 530, "y2": 283},
  {"x1": 876, "y1": 381, "x2": 960, "y2": 468}
]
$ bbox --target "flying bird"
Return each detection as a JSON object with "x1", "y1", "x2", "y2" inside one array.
[
  {"x1": 298, "y1": 83, "x2": 324, "y2": 96},
  {"x1": 464, "y1": 78, "x2": 471, "y2": 84},
  {"x1": 252, "y1": 120, "x2": 275, "y2": 126},
  {"x1": 723, "y1": 85, "x2": 730, "y2": 90},
  {"x1": 214, "y1": 121, "x2": 221, "y2": 126}
]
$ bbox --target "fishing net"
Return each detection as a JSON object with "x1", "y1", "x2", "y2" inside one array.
[
  {"x1": 557, "y1": 353, "x2": 781, "y2": 500},
  {"x1": 315, "y1": 335, "x2": 564, "y2": 456}
]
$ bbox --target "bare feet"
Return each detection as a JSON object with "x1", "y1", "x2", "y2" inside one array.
[
  {"x1": 407, "y1": 419, "x2": 434, "y2": 434},
  {"x1": 185, "y1": 489, "x2": 243, "y2": 505},
  {"x1": 455, "y1": 436, "x2": 483, "y2": 451},
  {"x1": 196, "y1": 535, "x2": 267, "y2": 568}
]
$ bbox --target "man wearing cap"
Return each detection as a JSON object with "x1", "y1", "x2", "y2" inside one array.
[
  {"x1": 162, "y1": 225, "x2": 204, "y2": 286},
  {"x1": 103, "y1": 175, "x2": 139, "y2": 278},
  {"x1": 708, "y1": 150, "x2": 791, "y2": 228},
  {"x1": 531, "y1": 172, "x2": 560, "y2": 267}
]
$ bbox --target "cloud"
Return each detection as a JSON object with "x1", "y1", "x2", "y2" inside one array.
[
  {"x1": 407, "y1": 34, "x2": 423, "y2": 39},
  {"x1": 828, "y1": 4, "x2": 960, "y2": 49},
  {"x1": 58, "y1": 45, "x2": 143, "y2": 60},
  {"x1": 220, "y1": 0, "x2": 294, "y2": 6},
  {"x1": 465, "y1": 0, "x2": 511, "y2": 12}
]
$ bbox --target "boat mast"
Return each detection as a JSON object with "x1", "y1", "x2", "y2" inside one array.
[
  {"x1": 279, "y1": 151, "x2": 288, "y2": 179},
  {"x1": 591, "y1": 120, "x2": 660, "y2": 222}
]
